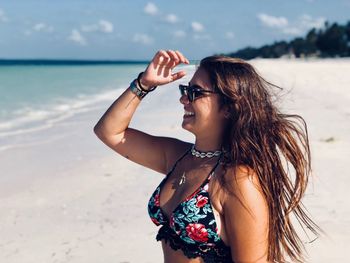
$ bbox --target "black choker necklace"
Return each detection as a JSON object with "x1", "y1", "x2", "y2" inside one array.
[{"x1": 191, "y1": 145, "x2": 222, "y2": 159}]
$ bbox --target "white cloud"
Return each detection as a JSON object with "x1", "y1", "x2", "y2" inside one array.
[
  {"x1": 164, "y1": 14, "x2": 178, "y2": 24},
  {"x1": 144, "y1": 2, "x2": 158, "y2": 16},
  {"x1": 132, "y1": 33, "x2": 154, "y2": 45},
  {"x1": 174, "y1": 30, "x2": 186, "y2": 38},
  {"x1": 24, "y1": 22, "x2": 54, "y2": 36},
  {"x1": 68, "y1": 29, "x2": 87, "y2": 46},
  {"x1": 33, "y1": 23, "x2": 54, "y2": 32},
  {"x1": 0, "y1": 8, "x2": 8, "y2": 22},
  {"x1": 99, "y1": 20, "x2": 114, "y2": 33},
  {"x1": 299, "y1": 14, "x2": 325, "y2": 29},
  {"x1": 258, "y1": 13, "x2": 288, "y2": 28},
  {"x1": 257, "y1": 13, "x2": 325, "y2": 36},
  {"x1": 225, "y1": 31, "x2": 235, "y2": 39},
  {"x1": 81, "y1": 20, "x2": 114, "y2": 33},
  {"x1": 191, "y1": 21, "x2": 204, "y2": 32}
]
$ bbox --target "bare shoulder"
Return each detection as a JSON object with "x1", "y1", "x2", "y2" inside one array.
[
  {"x1": 221, "y1": 165, "x2": 269, "y2": 262},
  {"x1": 221, "y1": 165, "x2": 267, "y2": 213},
  {"x1": 223, "y1": 165, "x2": 263, "y2": 194}
]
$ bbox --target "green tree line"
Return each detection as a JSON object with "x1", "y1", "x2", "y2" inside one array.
[{"x1": 226, "y1": 21, "x2": 350, "y2": 59}]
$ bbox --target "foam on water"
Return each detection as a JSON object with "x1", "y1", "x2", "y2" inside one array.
[
  {"x1": 0, "y1": 88, "x2": 120, "y2": 134},
  {"x1": 0, "y1": 87, "x2": 125, "y2": 150},
  {"x1": 0, "y1": 63, "x2": 195, "y2": 152},
  {"x1": 0, "y1": 64, "x2": 142, "y2": 152}
]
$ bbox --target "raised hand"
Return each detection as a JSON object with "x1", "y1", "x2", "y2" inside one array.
[{"x1": 140, "y1": 50, "x2": 190, "y2": 90}]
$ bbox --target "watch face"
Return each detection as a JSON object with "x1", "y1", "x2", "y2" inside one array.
[{"x1": 130, "y1": 80, "x2": 146, "y2": 98}]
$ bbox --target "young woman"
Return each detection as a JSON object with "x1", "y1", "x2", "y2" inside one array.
[{"x1": 94, "y1": 50, "x2": 319, "y2": 263}]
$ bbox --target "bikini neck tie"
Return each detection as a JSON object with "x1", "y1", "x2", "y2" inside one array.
[{"x1": 191, "y1": 145, "x2": 222, "y2": 159}]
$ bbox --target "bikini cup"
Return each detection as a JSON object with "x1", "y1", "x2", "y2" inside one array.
[
  {"x1": 148, "y1": 148, "x2": 226, "y2": 245},
  {"x1": 148, "y1": 149, "x2": 233, "y2": 262}
]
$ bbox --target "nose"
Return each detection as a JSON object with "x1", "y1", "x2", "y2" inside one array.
[{"x1": 179, "y1": 94, "x2": 190, "y2": 105}]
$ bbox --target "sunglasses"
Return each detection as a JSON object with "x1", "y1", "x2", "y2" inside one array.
[{"x1": 179, "y1": 83, "x2": 219, "y2": 102}]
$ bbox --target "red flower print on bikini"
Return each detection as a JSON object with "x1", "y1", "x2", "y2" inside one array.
[{"x1": 186, "y1": 223, "x2": 209, "y2": 242}]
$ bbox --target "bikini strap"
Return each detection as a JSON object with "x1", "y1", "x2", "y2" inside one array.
[
  {"x1": 205, "y1": 154, "x2": 222, "y2": 183},
  {"x1": 166, "y1": 145, "x2": 191, "y2": 176}
]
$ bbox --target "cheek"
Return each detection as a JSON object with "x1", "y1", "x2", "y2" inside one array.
[
  {"x1": 192, "y1": 96, "x2": 225, "y2": 123},
  {"x1": 193, "y1": 101, "x2": 210, "y2": 119},
  {"x1": 195, "y1": 103, "x2": 220, "y2": 124}
]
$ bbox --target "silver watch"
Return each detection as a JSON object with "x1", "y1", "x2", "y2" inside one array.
[{"x1": 129, "y1": 79, "x2": 148, "y2": 99}]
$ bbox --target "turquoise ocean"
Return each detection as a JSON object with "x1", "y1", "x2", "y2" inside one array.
[{"x1": 0, "y1": 62, "x2": 148, "y2": 152}]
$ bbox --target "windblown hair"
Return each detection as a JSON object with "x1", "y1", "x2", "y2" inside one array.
[{"x1": 200, "y1": 56, "x2": 320, "y2": 263}]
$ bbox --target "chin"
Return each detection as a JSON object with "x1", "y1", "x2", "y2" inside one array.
[
  {"x1": 182, "y1": 121, "x2": 192, "y2": 131},
  {"x1": 181, "y1": 121, "x2": 197, "y2": 136}
]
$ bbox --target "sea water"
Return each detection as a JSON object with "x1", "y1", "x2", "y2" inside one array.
[{"x1": 0, "y1": 63, "x2": 147, "y2": 152}]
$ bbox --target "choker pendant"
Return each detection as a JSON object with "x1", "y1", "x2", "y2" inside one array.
[{"x1": 179, "y1": 172, "x2": 186, "y2": 186}]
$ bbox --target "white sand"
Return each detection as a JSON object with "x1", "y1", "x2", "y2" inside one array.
[{"x1": 0, "y1": 59, "x2": 349, "y2": 262}]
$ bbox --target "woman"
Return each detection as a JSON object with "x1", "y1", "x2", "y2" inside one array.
[{"x1": 94, "y1": 50, "x2": 319, "y2": 263}]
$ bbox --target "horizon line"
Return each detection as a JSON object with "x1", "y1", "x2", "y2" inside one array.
[{"x1": 0, "y1": 58, "x2": 151, "y2": 66}]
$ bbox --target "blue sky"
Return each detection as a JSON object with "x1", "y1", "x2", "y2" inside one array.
[{"x1": 0, "y1": 0, "x2": 349, "y2": 60}]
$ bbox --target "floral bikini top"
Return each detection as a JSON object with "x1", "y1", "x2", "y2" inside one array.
[{"x1": 148, "y1": 148, "x2": 233, "y2": 263}]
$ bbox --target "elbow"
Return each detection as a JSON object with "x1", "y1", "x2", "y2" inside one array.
[
  {"x1": 93, "y1": 123, "x2": 105, "y2": 140},
  {"x1": 93, "y1": 123, "x2": 124, "y2": 147}
]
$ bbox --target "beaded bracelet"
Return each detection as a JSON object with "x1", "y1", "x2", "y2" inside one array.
[
  {"x1": 137, "y1": 72, "x2": 157, "y2": 92},
  {"x1": 129, "y1": 72, "x2": 157, "y2": 100}
]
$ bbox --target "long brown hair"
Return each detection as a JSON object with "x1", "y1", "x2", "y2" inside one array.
[{"x1": 200, "y1": 56, "x2": 320, "y2": 262}]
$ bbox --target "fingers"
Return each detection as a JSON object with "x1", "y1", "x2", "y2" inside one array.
[
  {"x1": 171, "y1": 70, "x2": 186, "y2": 81},
  {"x1": 145, "y1": 49, "x2": 189, "y2": 86},
  {"x1": 167, "y1": 50, "x2": 179, "y2": 68},
  {"x1": 153, "y1": 49, "x2": 189, "y2": 68},
  {"x1": 174, "y1": 50, "x2": 190, "y2": 64},
  {"x1": 167, "y1": 50, "x2": 190, "y2": 66},
  {"x1": 153, "y1": 50, "x2": 171, "y2": 68}
]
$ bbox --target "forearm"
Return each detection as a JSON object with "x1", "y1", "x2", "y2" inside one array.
[
  {"x1": 94, "y1": 50, "x2": 188, "y2": 140},
  {"x1": 94, "y1": 85, "x2": 141, "y2": 139}
]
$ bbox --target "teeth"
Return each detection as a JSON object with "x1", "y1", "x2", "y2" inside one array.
[{"x1": 184, "y1": 110, "x2": 195, "y2": 116}]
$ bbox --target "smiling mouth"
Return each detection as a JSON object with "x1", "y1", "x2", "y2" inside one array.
[{"x1": 184, "y1": 110, "x2": 195, "y2": 118}]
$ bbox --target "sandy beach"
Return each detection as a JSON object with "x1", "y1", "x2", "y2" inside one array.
[{"x1": 1, "y1": 59, "x2": 349, "y2": 262}]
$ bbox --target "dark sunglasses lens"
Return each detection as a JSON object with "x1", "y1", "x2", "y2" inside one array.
[
  {"x1": 179, "y1": 85, "x2": 210, "y2": 102},
  {"x1": 192, "y1": 87, "x2": 209, "y2": 101},
  {"x1": 179, "y1": 85, "x2": 186, "y2": 96},
  {"x1": 188, "y1": 90, "x2": 195, "y2": 102},
  {"x1": 193, "y1": 89, "x2": 204, "y2": 100},
  {"x1": 179, "y1": 85, "x2": 193, "y2": 102}
]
